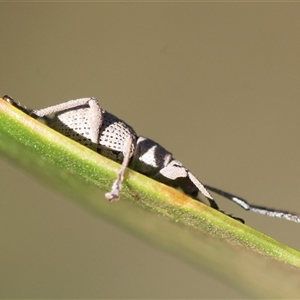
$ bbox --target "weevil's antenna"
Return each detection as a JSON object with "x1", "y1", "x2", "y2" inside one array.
[{"x1": 205, "y1": 185, "x2": 300, "y2": 223}]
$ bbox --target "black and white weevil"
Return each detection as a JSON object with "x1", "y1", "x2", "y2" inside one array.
[{"x1": 3, "y1": 95, "x2": 300, "y2": 223}]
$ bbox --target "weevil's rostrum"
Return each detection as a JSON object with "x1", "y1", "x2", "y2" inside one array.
[{"x1": 3, "y1": 95, "x2": 300, "y2": 223}]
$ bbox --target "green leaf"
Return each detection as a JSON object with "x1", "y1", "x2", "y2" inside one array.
[{"x1": 1, "y1": 98, "x2": 300, "y2": 298}]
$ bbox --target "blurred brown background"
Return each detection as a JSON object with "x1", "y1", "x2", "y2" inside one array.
[{"x1": 1, "y1": 3, "x2": 300, "y2": 298}]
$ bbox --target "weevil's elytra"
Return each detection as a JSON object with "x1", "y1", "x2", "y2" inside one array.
[{"x1": 3, "y1": 94, "x2": 300, "y2": 223}]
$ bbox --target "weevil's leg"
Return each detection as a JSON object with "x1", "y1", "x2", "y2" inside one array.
[
  {"x1": 3, "y1": 94, "x2": 35, "y2": 116},
  {"x1": 33, "y1": 97, "x2": 103, "y2": 144},
  {"x1": 158, "y1": 161, "x2": 219, "y2": 209},
  {"x1": 205, "y1": 185, "x2": 300, "y2": 223},
  {"x1": 158, "y1": 165, "x2": 246, "y2": 221},
  {"x1": 187, "y1": 171, "x2": 219, "y2": 209},
  {"x1": 105, "y1": 134, "x2": 136, "y2": 201}
]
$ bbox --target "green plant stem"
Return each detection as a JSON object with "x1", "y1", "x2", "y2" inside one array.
[{"x1": 1, "y1": 98, "x2": 300, "y2": 298}]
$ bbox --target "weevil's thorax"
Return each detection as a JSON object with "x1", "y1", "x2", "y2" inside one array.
[
  {"x1": 47, "y1": 106, "x2": 137, "y2": 163},
  {"x1": 130, "y1": 136, "x2": 173, "y2": 176}
]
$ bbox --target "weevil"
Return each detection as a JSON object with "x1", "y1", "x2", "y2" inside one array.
[{"x1": 3, "y1": 95, "x2": 300, "y2": 223}]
